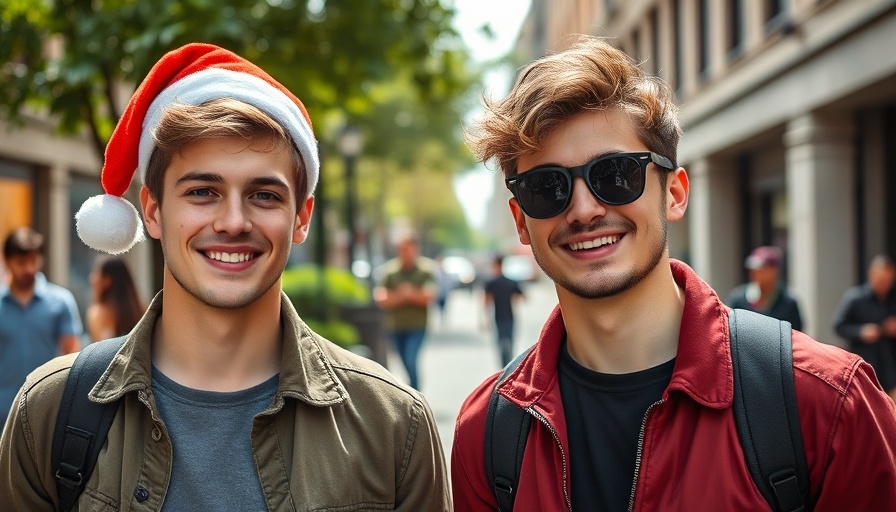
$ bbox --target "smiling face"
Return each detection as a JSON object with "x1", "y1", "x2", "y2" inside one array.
[
  {"x1": 510, "y1": 109, "x2": 688, "y2": 300},
  {"x1": 141, "y1": 135, "x2": 312, "y2": 310}
]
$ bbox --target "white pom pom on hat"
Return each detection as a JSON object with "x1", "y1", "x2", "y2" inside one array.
[
  {"x1": 75, "y1": 43, "x2": 320, "y2": 254},
  {"x1": 75, "y1": 195, "x2": 145, "y2": 255}
]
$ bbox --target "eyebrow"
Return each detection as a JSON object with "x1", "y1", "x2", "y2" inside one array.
[
  {"x1": 175, "y1": 171, "x2": 224, "y2": 186},
  {"x1": 175, "y1": 172, "x2": 290, "y2": 189}
]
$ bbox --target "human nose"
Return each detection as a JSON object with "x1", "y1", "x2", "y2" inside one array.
[
  {"x1": 213, "y1": 196, "x2": 253, "y2": 235},
  {"x1": 563, "y1": 177, "x2": 607, "y2": 224}
]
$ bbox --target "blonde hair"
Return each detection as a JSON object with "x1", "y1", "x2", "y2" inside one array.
[
  {"x1": 145, "y1": 98, "x2": 307, "y2": 204},
  {"x1": 466, "y1": 36, "x2": 681, "y2": 177}
]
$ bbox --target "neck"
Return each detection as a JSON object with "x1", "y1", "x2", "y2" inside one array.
[
  {"x1": 558, "y1": 259, "x2": 683, "y2": 374},
  {"x1": 8, "y1": 280, "x2": 36, "y2": 306},
  {"x1": 152, "y1": 275, "x2": 283, "y2": 392}
]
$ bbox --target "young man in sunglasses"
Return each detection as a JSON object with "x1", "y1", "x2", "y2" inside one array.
[{"x1": 451, "y1": 36, "x2": 896, "y2": 511}]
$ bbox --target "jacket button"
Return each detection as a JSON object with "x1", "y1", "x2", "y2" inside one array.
[
  {"x1": 151, "y1": 427, "x2": 162, "y2": 441},
  {"x1": 134, "y1": 487, "x2": 149, "y2": 502}
]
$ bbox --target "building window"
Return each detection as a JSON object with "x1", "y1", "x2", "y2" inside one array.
[
  {"x1": 651, "y1": 8, "x2": 661, "y2": 76},
  {"x1": 605, "y1": 0, "x2": 618, "y2": 17},
  {"x1": 727, "y1": 0, "x2": 744, "y2": 59},
  {"x1": 673, "y1": 0, "x2": 682, "y2": 92},
  {"x1": 698, "y1": 0, "x2": 711, "y2": 79},
  {"x1": 765, "y1": 0, "x2": 791, "y2": 34},
  {"x1": 632, "y1": 27, "x2": 641, "y2": 63},
  {"x1": 766, "y1": 0, "x2": 784, "y2": 22}
]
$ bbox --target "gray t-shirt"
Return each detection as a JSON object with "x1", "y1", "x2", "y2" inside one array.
[{"x1": 152, "y1": 367, "x2": 278, "y2": 511}]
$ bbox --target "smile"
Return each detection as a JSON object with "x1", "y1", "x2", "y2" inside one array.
[
  {"x1": 568, "y1": 235, "x2": 619, "y2": 251},
  {"x1": 205, "y1": 251, "x2": 255, "y2": 263}
]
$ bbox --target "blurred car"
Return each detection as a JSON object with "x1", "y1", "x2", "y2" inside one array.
[
  {"x1": 502, "y1": 254, "x2": 540, "y2": 283},
  {"x1": 440, "y1": 255, "x2": 477, "y2": 289}
]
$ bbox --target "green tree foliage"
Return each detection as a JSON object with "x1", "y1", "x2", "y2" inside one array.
[
  {"x1": 0, "y1": 0, "x2": 475, "y2": 160},
  {"x1": 1, "y1": 0, "x2": 487, "y2": 254}
]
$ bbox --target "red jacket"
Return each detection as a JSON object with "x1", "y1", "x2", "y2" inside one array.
[{"x1": 452, "y1": 260, "x2": 896, "y2": 511}]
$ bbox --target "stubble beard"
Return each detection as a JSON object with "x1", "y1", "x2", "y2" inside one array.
[{"x1": 532, "y1": 203, "x2": 669, "y2": 300}]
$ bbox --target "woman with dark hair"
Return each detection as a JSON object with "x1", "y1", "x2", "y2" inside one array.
[{"x1": 86, "y1": 256, "x2": 145, "y2": 341}]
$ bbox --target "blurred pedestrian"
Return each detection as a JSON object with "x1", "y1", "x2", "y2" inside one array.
[
  {"x1": 374, "y1": 236, "x2": 436, "y2": 390},
  {"x1": 483, "y1": 254, "x2": 525, "y2": 367},
  {"x1": 86, "y1": 256, "x2": 145, "y2": 341},
  {"x1": 0, "y1": 227, "x2": 82, "y2": 422},
  {"x1": 833, "y1": 254, "x2": 896, "y2": 401},
  {"x1": 0, "y1": 44, "x2": 448, "y2": 510},
  {"x1": 725, "y1": 245, "x2": 803, "y2": 330},
  {"x1": 434, "y1": 256, "x2": 453, "y2": 328}
]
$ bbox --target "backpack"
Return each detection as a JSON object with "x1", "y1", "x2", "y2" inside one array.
[
  {"x1": 52, "y1": 336, "x2": 126, "y2": 512},
  {"x1": 484, "y1": 309, "x2": 812, "y2": 512}
]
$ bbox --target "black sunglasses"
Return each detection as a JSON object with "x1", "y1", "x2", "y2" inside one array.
[{"x1": 505, "y1": 152, "x2": 675, "y2": 219}]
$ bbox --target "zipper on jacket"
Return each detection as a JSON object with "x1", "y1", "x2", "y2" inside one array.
[
  {"x1": 528, "y1": 406, "x2": 573, "y2": 512},
  {"x1": 627, "y1": 399, "x2": 665, "y2": 512}
]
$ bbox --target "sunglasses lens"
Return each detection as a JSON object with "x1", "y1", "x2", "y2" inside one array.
[
  {"x1": 516, "y1": 170, "x2": 570, "y2": 218},
  {"x1": 589, "y1": 157, "x2": 644, "y2": 205}
]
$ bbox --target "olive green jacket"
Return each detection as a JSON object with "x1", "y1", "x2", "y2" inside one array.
[{"x1": 0, "y1": 292, "x2": 451, "y2": 511}]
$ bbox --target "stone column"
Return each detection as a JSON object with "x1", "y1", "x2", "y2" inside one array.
[
  {"x1": 784, "y1": 112, "x2": 856, "y2": 345},
  {"x1": 47, "y1": 163, "x2": 71, "y2": 286},
  {"x1": 687, "y1": 156, "x2": 740, "y2": 295}
]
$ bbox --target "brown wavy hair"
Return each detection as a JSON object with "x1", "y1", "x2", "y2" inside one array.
[
  {"x1": 465, "y1": 35, "x2": 681, "y2": 178},
  {"x1": 95, "y1": 257, "x2": 145, "y2": 337},
  {"x1": 145, "y1": 98, "x2": 307, "y2": 206}
]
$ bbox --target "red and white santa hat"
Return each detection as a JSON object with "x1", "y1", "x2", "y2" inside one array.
[{"x1": 75, "y1": 43, "x2": 319, "y2": 254}]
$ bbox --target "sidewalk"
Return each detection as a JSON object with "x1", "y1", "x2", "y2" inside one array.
[{"x1": 386, "y1": 278, "x2": 558, "y2": 452}]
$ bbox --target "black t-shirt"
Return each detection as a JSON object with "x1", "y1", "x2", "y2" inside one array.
[
  {"x1": 559, "y1": 343, "x2": 675, "y2": 511},
  {"x1": 484, "y1": 275, "x2": 523, "y2": 322}
]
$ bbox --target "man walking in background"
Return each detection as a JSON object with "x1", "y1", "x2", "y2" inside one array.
[
  {"x1": 725, "y1": 245, "x2": 803, "y2": 331},
  {"x1": 833, "y1": 254, "x2": 896, "y2": 401},
  {"x1": 375, "y1": 236, "x2": 436, "y2": 390},
  {"x1": 0, "y1": 227, "x2": 81, "y2": 422},
  {"x1": 483, "y1": 254, "x2": 525, "y2": 367}
]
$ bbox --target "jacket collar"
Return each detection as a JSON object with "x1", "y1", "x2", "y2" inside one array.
[
  {"x1": 90, "y1": 291, "x2": 347, "y2": 407},
  {"x1": 498, "y1": 259, "x2": 733, "y2": 410}
]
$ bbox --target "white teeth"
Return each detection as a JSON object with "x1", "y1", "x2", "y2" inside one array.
[
  {"x1": 206, "y1": 251, "x2": 253, "y2": 262},
  {"x1": 569, "y1": 235, "x2": 619, "y2": 251}
]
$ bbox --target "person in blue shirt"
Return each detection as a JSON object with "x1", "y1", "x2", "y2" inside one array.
[{"x1": 0, "y1": 226, "x2": 82, "y2": 422}]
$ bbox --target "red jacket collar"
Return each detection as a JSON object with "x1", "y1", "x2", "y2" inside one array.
[{"x1": 498, "y1": 259, "x2": 733, "y2": 409}]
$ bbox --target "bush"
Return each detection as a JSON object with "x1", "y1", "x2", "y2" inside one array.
[{"x1": 281, "y1": 265, "x2": 371, "y2": 349}]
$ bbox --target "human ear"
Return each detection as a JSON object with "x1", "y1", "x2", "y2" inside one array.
[
  {"x1": 509, "y1": 198, "x2": 531, "y2": 246},
  {"x1": 292, "y1": 195, "x2": 314, "y2": 244},
  {"x1": 140, "y1": 186, "x2": 163, "y2": 240},
  {"x1": 666, "y1": 168, "x2": 689, "y2": 222}
]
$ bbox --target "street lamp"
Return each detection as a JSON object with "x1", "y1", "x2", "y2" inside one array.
[{"x1": 338, "y1": 124, "x2": 364, "y2": 270}]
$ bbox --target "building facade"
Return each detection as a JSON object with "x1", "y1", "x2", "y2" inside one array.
[
  {"x1": 0, "y1": 112, "x2": 154, "y2": 338},
  {"x1": 515, "y1": 0, "x2": 896, "y2": 344}
]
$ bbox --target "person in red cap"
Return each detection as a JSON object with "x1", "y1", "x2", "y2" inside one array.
[
  {"x1": 0, "y1": 43, "x2": 450, "y2": 511},
  {"x1": 725, "y1": 245, "x2": 804, "y2": 331}
]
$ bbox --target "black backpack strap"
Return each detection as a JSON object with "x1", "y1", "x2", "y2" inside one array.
[
  {"x1": 729, "y1": 309, "x2": 811, "y2": 512},
  {"x1": 52, "y1": 337, "x2": 125, "y2": 512},
  {"x1": 484, "y1": 347, "x2": 533, "y2": 512}
]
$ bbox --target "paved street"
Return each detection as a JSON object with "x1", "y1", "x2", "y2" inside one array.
[{"x1": 384, "y1": 277, "x2": 558, "y2": 452}]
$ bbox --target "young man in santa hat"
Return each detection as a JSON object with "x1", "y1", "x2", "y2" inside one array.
[{"x1": 0, "y1": 44, "x2": 450, "y2": 511}]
